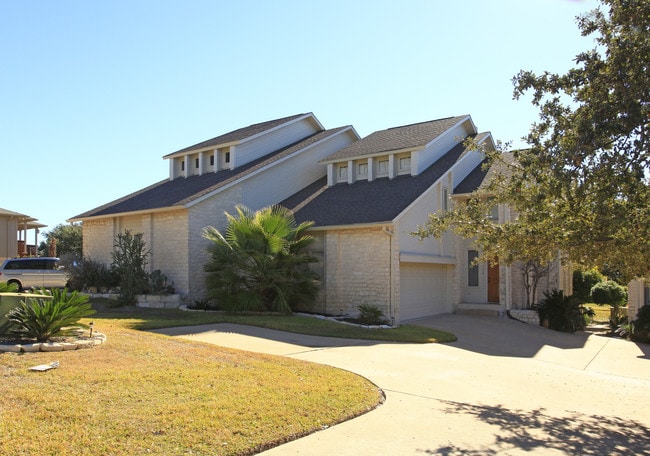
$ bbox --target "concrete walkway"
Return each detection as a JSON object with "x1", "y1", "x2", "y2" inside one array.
[{"x1": 157, "y1": 315, "x2": 650, "y2": 455}]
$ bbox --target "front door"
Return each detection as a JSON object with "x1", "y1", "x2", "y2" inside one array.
[{"x1": 487, "y1": 259, "x2": 499, "y2": 303}]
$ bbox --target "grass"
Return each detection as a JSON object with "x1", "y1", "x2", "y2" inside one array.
[
  {"x1": 0, "y1": 301, "x2": 455, "y2": 455},
  {"x1": 90, "y1": 300, "x2": 457, "y2": 344},
  {"x1": 1, "y1": 317, "x2": 383, "y2": 455},
  {"x1": 584, "y1": 303, "x2": 613, "y2": 324}
]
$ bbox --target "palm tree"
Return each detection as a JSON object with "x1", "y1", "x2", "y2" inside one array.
[{"x1": 203, "y1": 205, "x2": 319, "y2": 314}]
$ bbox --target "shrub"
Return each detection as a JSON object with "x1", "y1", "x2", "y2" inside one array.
[
  {"x1": 204, "y1": 205, "x2": 319, "y2": 314},
  {"x1": 188, "y1": 298, "x2": 219, "y2": 311},
  {"x1": 632, "y1": 305, "x2": 650, "y2": 343},
  {"x1": 66, "y1": 258, "x2": 118, "y2": 292},
  {"x1": 590, "y1": 280, "x2": 627, "y2": 306},
  {"x1": 147, "y1": 270, "x2": 174, "y2": 295},
  {"x1": 590, "y1": 280, "x2": 628, "y2": 326},
  {"x1": 357, "y1": 304, "x2": 387, "y2": 326},
  {"x1": 535, "y1": 289, "x2": 588, "y2": 333},
  {"x1": 111, "y1": 230, "x2": 150, "y2": 306},
  {"x1": 573, "y1": 269, "x2": 605, "y2": 303},
  {"x1": 6, "y1": 288, "x2": 95, "y2": 342}
]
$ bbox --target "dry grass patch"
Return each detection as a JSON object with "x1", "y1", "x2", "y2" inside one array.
[
  {"x1": 584, "y1": 303, "x2": 612, "y2": 324},
  {"x1": 0, "y1": 318, "x2": 383, "y2": 455}
]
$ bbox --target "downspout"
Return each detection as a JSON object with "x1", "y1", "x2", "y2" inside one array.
[{"x1": 382, "y1": 226, "x2": 395, "y2": 326}]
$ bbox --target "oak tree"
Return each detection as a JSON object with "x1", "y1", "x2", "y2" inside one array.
[{"x1": 416, "y1": 0, "x2": 649, "y2": 282}]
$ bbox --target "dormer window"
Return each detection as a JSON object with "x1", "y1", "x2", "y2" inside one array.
[
  {"x1": 358, "y1": 163, "x2": 368, "y2": 176},
  {"x1": 195, "y1": 158, "x2": 200, "y2": 169},
  {"x1": 378, "y1": 160, "x2": 389, "y2": 174},
  {"x1": 210, "y1": 155, "x2": 215, "y2": 166},
  {"x1": 338, "y1": 166, "x2": 348, "y2": 180},
  {"x1": 181, "y1": 160, "x2": 185, "y2": 171},
  {"x1": 399, "y1": 157, "x2": 411, "y2": 170},
  {"x1": 225, "y1": 152, "x2": 231, "y2": 163}
]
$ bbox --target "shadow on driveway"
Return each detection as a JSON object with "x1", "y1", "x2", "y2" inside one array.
[
  {"x1": 420, "y1": 400, "x2": 650, "y2": 456},
  {"x1": 410, "y1": 314, "x2": 591, "y2": 357}
]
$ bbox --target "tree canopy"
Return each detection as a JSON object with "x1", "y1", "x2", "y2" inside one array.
[
  {"x1": 38, "y1": 223, "x2": 82, "y2": 258},
  {"x1": 416, "y1": 0, "x2": 649, "y2": 282}
]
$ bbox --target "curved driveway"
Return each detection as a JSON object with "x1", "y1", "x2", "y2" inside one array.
[{"x1": 158, "y1": 315, "x2": 650, "y2": 455}]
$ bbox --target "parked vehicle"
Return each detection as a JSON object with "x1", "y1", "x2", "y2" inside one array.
[{"x1": 0, "y1": 257, "x2": 68, "y2": 291}]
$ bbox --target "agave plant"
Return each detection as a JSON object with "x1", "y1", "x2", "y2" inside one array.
[
  {"x1": 0, "y1": 281, "x2": 19, "y2": 293},
  {"x1": 6, "y1": 288, "x2": 95, "y2": 342}
]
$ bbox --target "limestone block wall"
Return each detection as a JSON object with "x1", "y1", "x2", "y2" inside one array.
[
  {"x1": 82, "y1": 210, "x2": 190, "y2": 297},
  {"x1": 188, "y1": 186, "x2": 244, "y2": 302},
  {"x1": 320, "y1": 227, "x2": 392, "y2": 318},
  {"x1": 82, "y1": 218, "x2": 116, "y2": 265},
  {"x1": 148, "y1": 210, "x2": 190, "y2": 296}
]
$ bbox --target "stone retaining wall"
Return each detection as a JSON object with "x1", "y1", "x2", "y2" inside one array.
[
  {"x1": 0, "y1": 332, "x2": 107, "y2": 353},
  {"x1": 509, "y1": 309, "x2": 540, "y2": 326}
]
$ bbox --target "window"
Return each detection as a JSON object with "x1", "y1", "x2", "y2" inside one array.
[
  {"x1": 442, "y1": 187, "x2": 449, "y2": 211},
  {"x1": 468, "y1": 250, "x2": 479, "y2": 287},
  {"x1": 489, "y1": 204, "x2": 499, "y2": 221},
  {"x1": 195, "y1": 158, "x2": 199, "y2": 168},
  {"x1": 378, "y1": 160, "x2": 389, "y2": 174},
  {"x1": 225, "y1": 152, "x2": 231, "y2": 163},
  {"x1": 339, "y1": 166, "x2": 348, "y2": 180},
  {"x1": 358, "y1": 163, "x2": 368, "y2": 176},
  {"x1": 210, "y1": 155, "x2": 214, "y2": 166},
  {"x1": 181, "y1": 160, "x2": 185, "y2": 171},
  {"x1": 399, "y1": 157, "x2": 411, "y2": 169}
]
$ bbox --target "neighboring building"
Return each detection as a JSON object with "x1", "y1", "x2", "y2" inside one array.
[
  {"x1": 628, "y1": 279, "x2": 650, "y2": 322},
  {"x1": 0, "y1": 208, "x2": 46, "y2": 261},
  {"x1": 70, "y1": 113, "x2": 571, "y2": 324}
]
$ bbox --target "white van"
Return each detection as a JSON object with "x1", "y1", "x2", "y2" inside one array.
[{"x1": 0, "y1": 257, "x2": 68, "y2": 290}]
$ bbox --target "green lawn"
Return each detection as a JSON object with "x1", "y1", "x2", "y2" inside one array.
[
  {"x1": 0, "y1": 301, "x2": 455, "y2": 455},
  {"x1": 91, "y1": 301, "x2": 457, "y2": 343}
]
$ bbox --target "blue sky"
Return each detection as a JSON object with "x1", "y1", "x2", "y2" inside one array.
[{"x1": 1, "y1": 0, "x2": 600, "y2": 235}]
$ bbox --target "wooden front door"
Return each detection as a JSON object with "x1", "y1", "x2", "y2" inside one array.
[{"x1": 487, "y1": 259, "x2": 500, "y2": 303}]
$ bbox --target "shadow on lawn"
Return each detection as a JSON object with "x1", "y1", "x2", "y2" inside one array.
[{"x1": 420, "y1": 400, "x2": 650, "y2": 456}]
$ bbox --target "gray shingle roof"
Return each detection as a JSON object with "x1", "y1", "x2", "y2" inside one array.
[
  {"x1": 454, "y1": 151, "x2": 514, "y2": 194},
  {"x1": 71, "y1": 128, "x2": 347, "y2": 220},
  {"x1": 164, "y1": 113, "x2": 310, "y2": 157},
  {"x1": 283, "y1": 139, "x2": 473, "y2": 227},
  {"x1": 321, "y1": 115, "x2": 469, "y2": 162}
]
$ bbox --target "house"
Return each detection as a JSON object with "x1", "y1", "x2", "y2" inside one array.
[
  {"x1": 70, "y1": 113, "x2": 570, "y2": 324},
  {"x1": 282, "y1": 116, "x2": 571, "y2": 322},
  {"x1": 0, "y1": 208, "x2": 46, "y2": 260},
  {"x1": 69, "y1": 113, "x2": 360, "y2": 299}
]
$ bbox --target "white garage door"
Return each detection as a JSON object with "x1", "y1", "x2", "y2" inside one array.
[{"x1": 399, "y1": 263, "x2": 449, "y2": 320}]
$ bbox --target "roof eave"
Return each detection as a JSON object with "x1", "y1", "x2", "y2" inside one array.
[
  {"x1": 306, "y1": 221, "x2": 393, "y2": 232},
  {"x1": 163, "y1": 113, "x2": 318, "y2": 159},
  {"x1": 67, "y1": 205, "x2": 187, "y2": 223},
  {"x1": 320, "y1": 146, "x2": 423, "y2": 165}
]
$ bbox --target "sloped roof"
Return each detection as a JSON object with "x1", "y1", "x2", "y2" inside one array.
[
  {"x1": 71, "y1": 128, "x2": 348, "y2": 220},
  {"x1": 165, "y1": 113, "x2": 310, "y2": 157},
  {"x1": 321, "y1": 115, "x2": 469, "y2": 162},
  {"x1": 454, "y1": 151, "x2": 515, "y2": 195},
  {"x1": 283, "y1": 139, "x2": 474, "y2": 227}
]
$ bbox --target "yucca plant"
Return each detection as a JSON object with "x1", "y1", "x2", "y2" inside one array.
[{"x1": 6, "y1": 288, "x2": 95, "y2": 342}]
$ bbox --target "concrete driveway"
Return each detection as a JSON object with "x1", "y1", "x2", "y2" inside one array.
[{"x1": 157, "y1": 315, "x2": 650, "y2": 455}]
